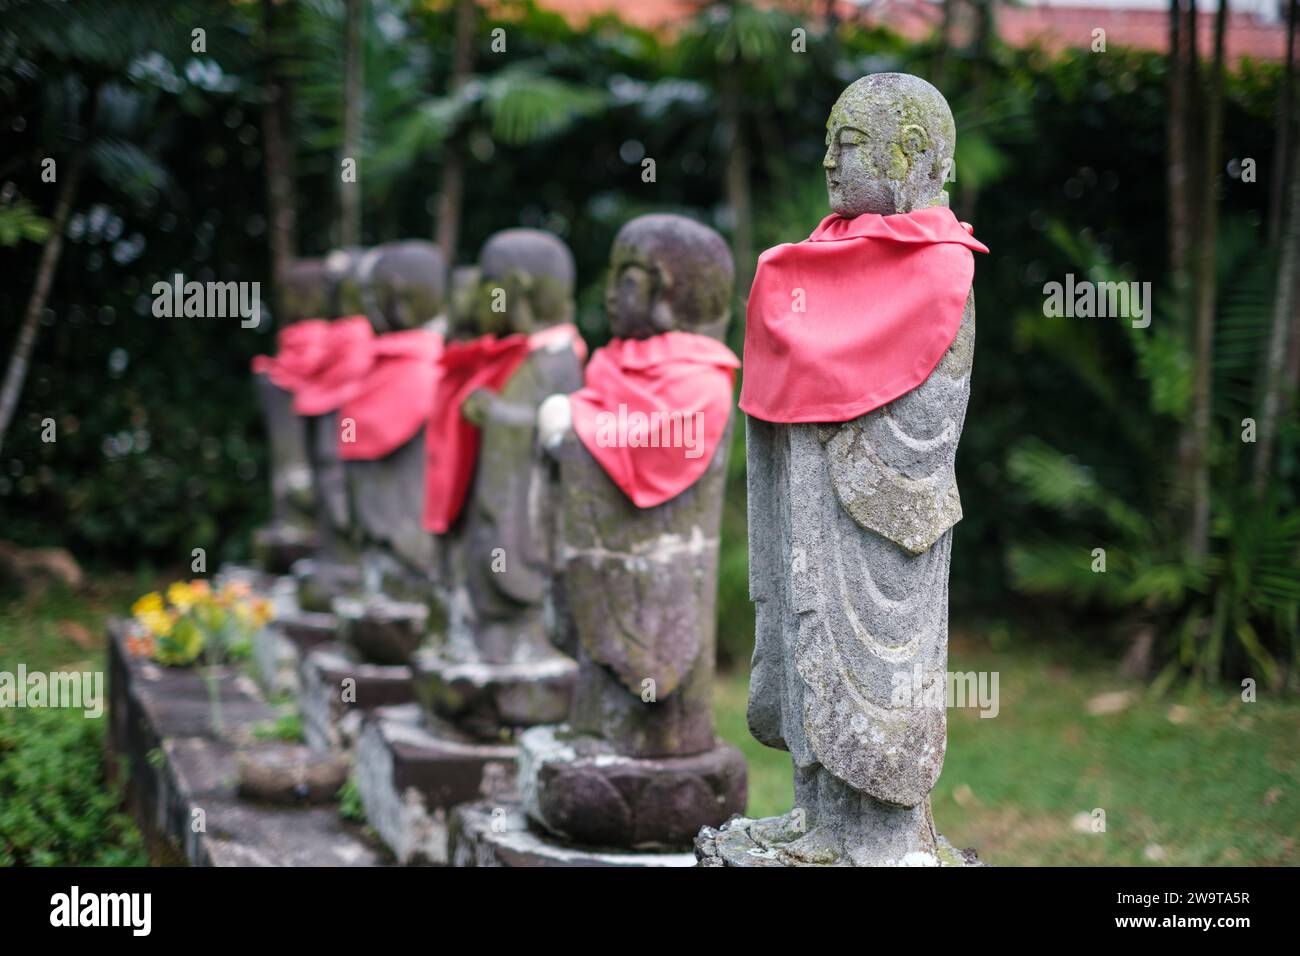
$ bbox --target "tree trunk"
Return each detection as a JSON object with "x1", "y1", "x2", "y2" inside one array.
[
  {"x1": 435, "y1": 0, "x2": 476, "y2": 262},
  {"x1": 1269, "y1": 0, "x2": 1298, "y2": 246},
  {"x1": 0, "y1": 146, "x2": 86, "y2": 454},
  {"x1": 1186, "y1": 0, "x2": 1229, "y2": 559},
  {"x1": 261, "y1": 0, "x2": 298, "y2": 325},
  {"x1": 1168, "y1": 0, "x2": 1190, "y2": 284},
  {"x1": 934, "y1": 0, "x2": 956, "y2": 90},
  {"x1": 1254, "y1": 145, "x2": 1300, "y2": 491},
  {"x1": 1174, "y1": 0, "x2": 1202, "y2": 515},
  {"x1": 1256, "y1": 2, "x2": 1300, "y2": 489},
  {"x1": 721, "y1": 71, "x2": 753, "y2": 301},
  {"x1": 339, "y1": 0, "x2": 364, "y2": 248}
]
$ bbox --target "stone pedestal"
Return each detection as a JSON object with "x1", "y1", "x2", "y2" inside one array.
[
  {"x1": 299, "y1": 646, "x2": 414, "y2": 752},
  {"x1": 334, "y1": 594, "x2": 428, "y2": 666},
  {"x1": 292, "y1": 556, "x2": 362, "y2": 614},
  {"x1": 253, "y1": 523, "x2": 317, "y2": 576},
  {"x1": 449, "y1": 802, "x2": 696, "y2": 867},
  {"x1": 518, "y1": 725, "x2": 746, "y2": 851},
  {"x1": 695, "y1": 812, "x2": 982, "y2": 867},
  {"x1": 353, "y1": 704, "x2": 517, "y2": 864},
  {"x1": 411, "y1": 650, "x2": 574, "y2": 741}
]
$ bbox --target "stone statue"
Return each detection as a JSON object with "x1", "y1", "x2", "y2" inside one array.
[
  {"x1": 503, "y1": 214, "x2": 746, "y2": 855},
  {"x1": 292, "y1": 248, "x2": 370, "y2": 612},
  {"x1": 698, "y1": 73, "x2": 985, "y2": 866},
  {"x1": 340, "y1": 244, "x2": 447, "y2": 585},
  {"x1": 414, "y1": 228, "x2": 583, "y2": 737},
  {"x1": 252, "y1": 257, "x2": 330, "y2": 573},
  {"x1": 354, "y1": 230, "x2": 583, "y2": 863},
  {"x1": 336, "y1": 240, "x2": 449, "y2": 665}
]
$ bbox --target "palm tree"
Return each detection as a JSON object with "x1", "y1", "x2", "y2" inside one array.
[{"x1": 1185, "y1": 0, "x2": 1229, "y2": 559}]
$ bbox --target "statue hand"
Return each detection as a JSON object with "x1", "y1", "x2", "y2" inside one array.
[
  {"x1": 537, "y1": 393, "x2": 573, "y2": 456},
  {"x1": 461, "y1": 388, "x2": 493, "y2": 427}
]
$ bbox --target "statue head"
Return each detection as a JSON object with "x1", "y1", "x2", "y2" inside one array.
[
  {"x1": 280, "y1": 257, "x2": 333, "y2": 324},
  {"x1": 475, "y1": 229, "x2": 575, "y2": 336},
  {"x1": 325, "y1": 247, "x2": 368, "y2": 322},
  {"x1": 334, "y1": 243, "x2": 446, "y2": 333},
  {"x1": 369, "y1": 241, "x2": 447, "y2": 331},
  {"x1": 823, "y1": 73, "x2": 955, "y2": 218},
  {"x1": 448, "y1": 266, "x2": 484, "y2": 340},
  {"x1": 604, "y1": 214, "x2": 733, "y2": 342}
]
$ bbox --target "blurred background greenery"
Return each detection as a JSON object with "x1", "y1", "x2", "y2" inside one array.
[{"x1": 1, "y1": 0, "x2": 1298, "y2": 865}]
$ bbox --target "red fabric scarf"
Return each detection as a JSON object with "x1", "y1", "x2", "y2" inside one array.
[
  {"x1": 422, "y1": 324, "x2": 584, "y2": 534},
  {"x1": 739, "y1": 206, "x2": 988, "y2": 424},
  {"x1": 569, "y1": 331, "x2": 740, "y2": 509},
  {"x1": 251, "y1": 316, "x2": 376, "y2": 416},
  {"x1": 337, "y1": 328, "x2": 445, "y2": 461}
]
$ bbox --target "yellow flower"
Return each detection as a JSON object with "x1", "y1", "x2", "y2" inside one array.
[
  {"x1": 251, "y1": 597, "x2": 274, "y2": 628},
  {"x1": 132, "y1": 592, "x2": 164, "y2": 617},
  {"x1": 221, "y1": 580, "x2": 251, "y2": 603},
  {"x1": 136, "y1": 608, "x2": 175, "y2": 638},
  {"x1": 167, "y1": 581, "x2": 195, "y2": 612}
]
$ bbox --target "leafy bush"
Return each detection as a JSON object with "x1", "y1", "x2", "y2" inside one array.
[{"x1": 0, "y1": 707, "x2": 146, "y2": 866}]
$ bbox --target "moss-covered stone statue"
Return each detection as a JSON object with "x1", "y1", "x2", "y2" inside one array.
[
  {"x1": 697, "y1": 73, "x2": 988, "y2": 867},
  {"x1": 335, "y1": 240, "x2": 450, "y2": 665},
  {"x1": 252, "y1": 257, "x2": 331, "y2": 573},
  {"x1": 448, "y1": 215, "x2": 747, "y2": 865},
  {"x1": 354, "y1": 229, "x2": 584, "y2": 864},
  {"x1": 412, "y1": 228, "x2": 583, "y2": 732}
]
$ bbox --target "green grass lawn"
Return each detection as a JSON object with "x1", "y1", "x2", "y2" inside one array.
[
  {"x1": 713, "y1": 633, "x2": 1300, "y2": 866},
  {"x1": 3, "y1": 580, "x2": 1297, "y2": 866}
]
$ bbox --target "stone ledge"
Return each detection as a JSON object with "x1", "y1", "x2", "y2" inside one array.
[
  {"x1": 354, "y1": 705, "x2": 517, "y2": 865},
  {"x1": 106, "y1": 621, "x2": 387, "y2": 867},
  {"x1": 449, "y1": 801, "x2": 697, "y2": 867}
]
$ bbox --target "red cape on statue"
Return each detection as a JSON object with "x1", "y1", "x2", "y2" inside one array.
[
  {"x1": 569, "y1": 331, "x2": 740, "y2": 509},
  {"x1": 251, "y1": 316, "x2": 376, "y2": 416},
  {"x1": 337, "y1": 328, "x2": 444, "y2": 461},
  {"x1": 739, "y1": 206, "x2": 988, "y2": 424},
  {"x1": 422, "y1": 324, "x2": 585, "y2": 534}
]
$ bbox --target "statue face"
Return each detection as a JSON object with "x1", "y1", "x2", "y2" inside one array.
[
  {"x1": 822, "y1": 74, "x2": 952, "y2": 218},
  {"x1": 605, "y1": 245, "x2": 671, "y2": 339},
  {"x1": 474, "y1": 271, "x2": 533, "y2": 336},
  {"x1": 603, "y1": 215, "x2": 732, "y2": 341},
  {"x1": 824, "y1": 121, "x2": 902, "y2": 217}
]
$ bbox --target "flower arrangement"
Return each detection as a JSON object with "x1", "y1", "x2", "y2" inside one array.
[
  {"x1": 127, "y1": 580, "x2": 271, "y2": 666},
  {"x1": 126, "y1": 579, "x2": 273, "y2": 734}
]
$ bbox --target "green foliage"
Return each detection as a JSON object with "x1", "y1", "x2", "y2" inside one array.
[
  {"x1": 0, "y1": 197, "x2": 49, "y2": 245},
  {"x1": 252, "y1": 711, "x2": 304, "y2": 744},
  {"x1": 0, "y1": 707, "x2": 146, "y2": 866},
  {"x1": 337, "y1": 774, "x2": 365, "y2": 824},
  {"x1": 1005, "y1": 218, "x2": 1300, "y2": 686}
]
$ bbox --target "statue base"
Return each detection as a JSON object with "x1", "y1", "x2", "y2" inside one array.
[
  {"x1": 252, "y1": 522, "x2": 317, "y2": 575},
  {"x1": 353, "y1": 705, "x2": 517, "y2": 865},
  {"x1": 291, "y1": 557, "x2": 362, "y2": 613},
  {"x1": 518, "y1": 724, "x2": 747, "y2": 851},
  {"x1": 449, "y1": 802, "x2": 697, "y2": 868},
  {"x1": 694, "y1": 810, "x2": 982, "y2": 867},
  {"x1": 411, "y1": 649, "x2": 575, "y2": 740},
  {"x1": 299, "y1": 646, "x2": 414, "y2": 752},
  {"x1": 333, "y1": 594, "x2": 428, "y2": 666}
]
